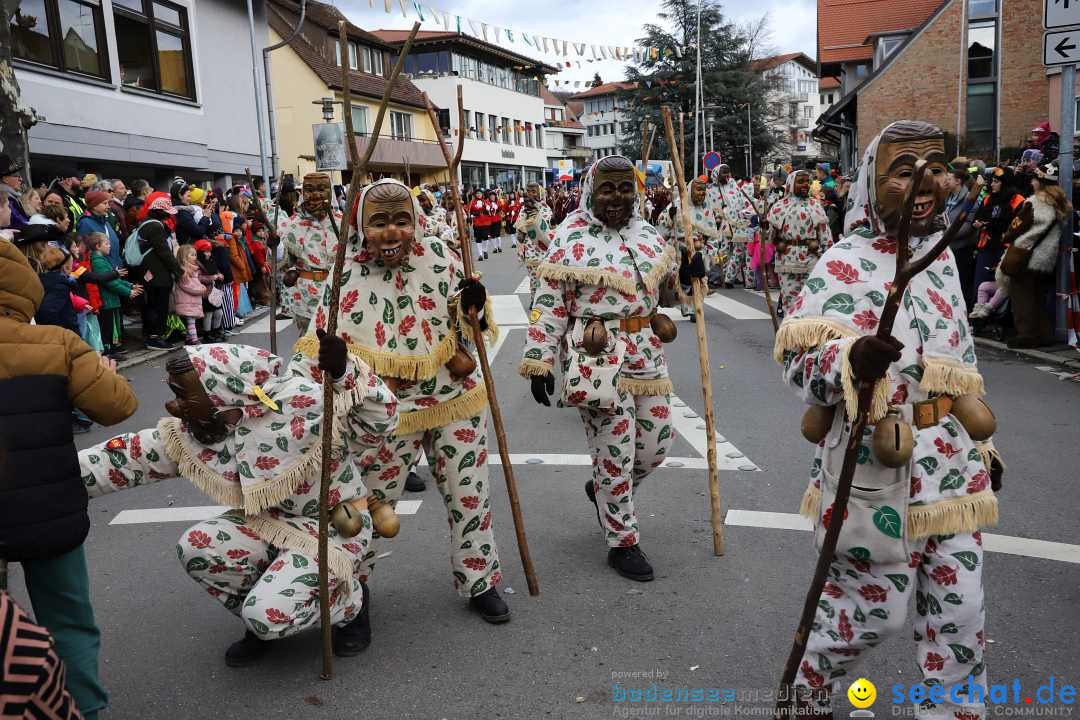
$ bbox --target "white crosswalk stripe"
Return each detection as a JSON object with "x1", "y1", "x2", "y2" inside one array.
[{"x1": 513, "y1": 276, "x2": 531, "y2": 294}]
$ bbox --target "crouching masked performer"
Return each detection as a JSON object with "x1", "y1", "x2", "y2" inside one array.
[
  {"x1": 78, "y1": 339, "x2": 399, "y2": 666},
  {"x1": 514, "y1": 182, "x2": 554, "y2": 302},
  {"x1": 296, "y1": 179, "x2": 511, "y2": 624},
  {"x1": 278, "y1": 172, "x2": 342, "y2": 335},
  {"x1": 520, "y1": 156, "x2": 680, "y2": 582},
  {"x1": 766, "y1": 169, "x2": 831, "y2": 315},
  {"x1": 774, "y1": 120, "x2": 1002, "y2": 719}
]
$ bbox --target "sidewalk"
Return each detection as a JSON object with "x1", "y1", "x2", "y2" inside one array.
[
  {"x1": 974, "y1": 336, "x2": 1080, "y2": 374},
  {"x1": 114, "y1": 306, "x2": 271, "y2": 371}
]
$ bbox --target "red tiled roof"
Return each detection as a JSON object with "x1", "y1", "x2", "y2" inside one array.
[
  {"x1": 276, "y1": 0, "x2": 395, "y2": 49},
  {"x1": 372, "y1": 29, "x2": 458, "y2": 43},
  {"x1": 750, "y1": 52, "x2": 816, "y2": 73},
  {"x1": 568, "y1": 81, "x2": 636, "y2": 99},
  {"x1": 539, "y1": 86, "x2": 564, "y2": 106},
  {"x1": 268, "y1": 0, "x2": 427, "y2": 108},
  {"x1": 818, "y1": 0, "x2": 942, "y2": 65},
  {"x1": 819, "y1": 76, "x2": 841, "y2": 89}
]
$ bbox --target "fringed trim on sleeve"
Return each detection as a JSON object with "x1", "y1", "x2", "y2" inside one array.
[
  {"x1": 921, "y1": 356, "x2": 986, "y2": 398},
  {"x1": 294, "y1": 333, "x2": 458, "y2": 382},
  {"x1": 619, "y1": 375, "x2": 674, "y2": 396},
  {"x1": 519, "y1": 359, "x2": 554, "y2": 378},
  {"x1": 772, "y1": 317, "x2": 859, "y2": 364},
  {"x1": 907, "y1": 490, "x2": 998, "y2": 540},
  {"x1": 245, "y1": 515, "x2": 354, "y2": 590},
  {"x1": 840, "y1": 340, "x2": 892, "y2": 423},
  {"x1": 395, "y1": 384, "x2": 488, "y2": 436},
  {"x1": 799, "y1": 483, "x2": 821, "y2": 521},
  {"x1": 158, "y1": 418, "x2": 244, "y2": 508},
  {"x1": 455, "y1": 296, "x2": 499, "y2": 347},
  {"x1": 976, "y1": 438, "x2": 1005, "y2": 474},
  {"x1": 535, "y1": 262, "x2": 638, "y2": 295}
]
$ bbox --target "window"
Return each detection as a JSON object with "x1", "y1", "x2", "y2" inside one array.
[
  {"x1": 475, "y1": 111, "x2": 484, "y2": 140},
  {"x1": 348, "y1": 42, "x2": 358, "y2": 70},
  {"x1": 489, "y1": 115, "x2": 498, "y2": 143},
  {"x1": 501, "y1": 117, "x2": 510, "y2": 143},
  {"x1": 390, "y1": 111, "x2": 411, "y2": 141},
  {"x1": 525, "y1": 122, "x2": 533, "y2": 147},
  {"x1": 855, "y1": 64, "x2": 869, "y2": 78},
  {"x1": 350, "y1": 105, "x2": 368, "y2": 135},
  {"x1": 514, "y1": 120, "x2": 523, "y2": 146},
  {"x1": 969, "y1": 0, "x2": 998, "y2": 19},
  {"x1": 11, "y1": 0, "x2": 108, "y2": 78},
  {"x1": 804, "y1": 106, "x2": 814, "y2": 119},
  {"x1": 372, "y1": 48, "x2": 384, "y2": 75},
  {"x1": 114, "y1": 0, "x2": 194, "y2": 99},
  {"x1": 536, "y1": 125, "x2": 543, "y2": 148},
  {"x1": 967, "y1": 21, "x2": 995, "y2": 79},
  {"x1": 966, "y1": 83, "x2": 994, "y2": 153}
]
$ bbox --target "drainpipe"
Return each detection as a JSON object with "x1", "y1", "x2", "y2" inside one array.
[
  {"x1": 245, "y1": 0, "x2": 272, "y2": 203},
  {"x1": 263, "y1": 0, "x2": 307, "y2": 180}
]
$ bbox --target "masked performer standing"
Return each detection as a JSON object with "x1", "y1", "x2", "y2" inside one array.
[
  {"x1": 775, "y1": 121, "x2": 1001, "y2": 718},
  {"x1": 278, "y1": 173, "x2": 342, "y2": 335},
  {"x1": 514, "y1": 182, "x2": 554, "y2": 302},
  {"x1": 79, "y1": 338, "x2": 399, "y2": 666},
  {"x1": 766, "y1": 169, "x2": 832, "y2": 315},
  {"x1": 297, "y1": 179, "x2": 510, "y2": 623},
  {"x1": 711, "y1": 164, "x2": 756, "y2": 288},
  {"x1": 520, "y1": 156, "x2": 683, "y2": 582}
]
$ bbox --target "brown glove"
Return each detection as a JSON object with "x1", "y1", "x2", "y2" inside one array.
[
  {"x1": 849, "y1": 335, "x2": 904, "y2": 382},
  {"x1": 316, "y1": 329, "x2": 348, "y2": 379},
  {"x1": 283, "y1": 268, "x2": 299, "y2": 287}
]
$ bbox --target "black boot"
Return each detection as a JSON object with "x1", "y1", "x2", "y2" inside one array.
[
  {"x1": 332, "y1": 582, "x2": 371, "y2": 657},
  {"x1": 405, "y1": 471, "x2": 426, "y2": 492},
  {"x1": 468, "y1": 587, "x2": 511, "y2": 624},
  {"x1": 607, "y1": 545, "x2": 654, "y2": 582},
  {"x1": 225, "y1": 630, "x2": 272, "y2": 667}
]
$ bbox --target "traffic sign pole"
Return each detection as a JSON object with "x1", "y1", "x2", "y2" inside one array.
[{"x1": 1057, "y1": 64, "x2": 1075, "y2": 342}]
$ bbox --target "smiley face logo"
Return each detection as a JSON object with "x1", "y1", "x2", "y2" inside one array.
[{"x1": 847, "y1": 678, "x2": 877, "y2": 709}]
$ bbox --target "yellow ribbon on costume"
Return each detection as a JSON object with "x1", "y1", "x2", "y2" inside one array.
[{"x1": 251, "y1": 385, "x2": 280, "y2": 411}]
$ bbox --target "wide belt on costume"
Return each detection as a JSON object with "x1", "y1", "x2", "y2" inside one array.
[
  {"x1": 297, "y1": 269, "x2": 329, "y2": 282},
  {"x1": 573, "y1": 313, "x2": 677, "y2": 353}
]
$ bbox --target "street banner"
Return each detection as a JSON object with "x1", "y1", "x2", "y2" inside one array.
[
  {"x1": 554, "y1": 159, "x2": 574, "y2": 181},
  {"x1": 313, "y1": 122, "x2": 348, "y2": 171}
]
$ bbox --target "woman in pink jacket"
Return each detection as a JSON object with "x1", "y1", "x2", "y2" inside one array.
[{"x1": 173, "y1": 244, "x2": 209, "y2": 345}]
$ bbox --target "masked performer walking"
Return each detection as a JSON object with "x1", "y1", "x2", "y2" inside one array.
[
  {"x1": 278, "y1": 173, "x2": 342, "y2": 335},
  {"x1": 775, "y1": 121, "x2": 1001, "y2": 719},
  {"x1": 297, "y1": 179, "x2": 510, "y2": 623},
  {"x1": 711, "y1": 164, "x2": 756, "y2": 288},
  {"x1": 514, "y1": 182, "x2": 554, "y2": 302},
  {"x1": 766, "y1": 169, "x2": 832, "y2": 315},
  {"x1": 520, "y1": 156, "x2": 684, "y2": 582},
  {"x1": 79, "y1": 338, "x2": 399, "y2": 666}
]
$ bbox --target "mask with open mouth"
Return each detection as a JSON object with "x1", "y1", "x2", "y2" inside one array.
[
  {"x1": 360, "y1": 180, "x2": 417, "y2": 267},
  {"x1": 301, "y1": 172, "x2": 332, "y2": 220},
  {"x1": 592, "y1": 156, "x2": 637, "y2": 230},
  {"x1": 792, "y1": 171, "x2": 811, "y2": 198},
  {"x1": 872, "y1": 120, "x2": 949, "y2": 236},
  {"x1": 690, "y1": 178, "x2": 707, "y2": 207},
  {"x1": 164, "y1": 357, "x2": 241, "y2": 445}
]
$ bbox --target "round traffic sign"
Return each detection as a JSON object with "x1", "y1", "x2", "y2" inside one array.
[{"x1": 703, "y1": 151, "x2": 722, "y2": 171}]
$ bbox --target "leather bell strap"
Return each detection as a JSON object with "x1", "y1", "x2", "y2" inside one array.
[
  {"x1": 574, "y1": 314, "x2": 657, "y2": 333},
  {"x1": 891, "y1": 395, "x2": 954, "y2": 430},
  {"x1": 297, "y1": 269, "x2": 329, "y2": 282}
]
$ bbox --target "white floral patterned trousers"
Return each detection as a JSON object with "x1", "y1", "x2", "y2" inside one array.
[
  {"x1": 778, "y1": 272, "x2": 809, "y2": 316},
  {"x1": 796, "y1": 531, "x2": 987, "y2": 719},
  {"x1": 724, "y1": 241, "x2": 753, "y2": 285},
  {"x1": 580, "y1": 391, "x2": 675, "y2": 548}
]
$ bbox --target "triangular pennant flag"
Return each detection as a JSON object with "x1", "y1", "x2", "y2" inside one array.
[
  {"x1": 384, "y1": 0, "x2": 391, "y2": 12},
  {"x1": 542, "y1": 37, "x2": 550, "y2": 53},
  {"x1": 467, "y1": 19, "x2": 479, "y2": 36},
  {"x1": 590, "y1": 45, "x2": 598, "y2": 60},
  {"x1": 398, "y1": 0, "x2": 407, "y2": 16},
  {"x1": 506, "y1": 28, "x2": 514, "y2": 42},
  {"x1": 599, "y1": 46, "x2": 607, "y2": 59},
  {"x1": 532, "y1": 35, "x2": 542, "y2": 50},
  {"x1": 493, "y1": 26, "x2": 501, "y2": 44},
  {"x1": 574, "y1": 42, "x2": 586, "y2": 56},
  {"x1": 412, "y1": 1, "x2": 424, "y2": 21},
  {"x1": 674, "y1": 45, "x2": 683, "y2": 58},
  {"x1": 481, "y1": 22, "x2": 488, "y2": 41},
  {"x1": 523, "y1": 34, "x2": 532, "y2": 47}
]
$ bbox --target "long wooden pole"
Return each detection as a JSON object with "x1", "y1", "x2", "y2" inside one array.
[
  {"x1": 269, "y1": 170, "x2": 285, "y2": 354},
  {"x1": 661, "y1": 106, "x2": 724, "y2": 556},
  {"x1": 772, "y1": 169, "x2": 984, "y2": 715},
  {"x1": 422, "y1": 86, "x2": 540, "y2": 596},
  {"x1": 244, "y1": 167, "x2": 283, "y2": 352},
  {"x1": 639, "y1": 123, "x2": 656, "y2": 218},
  {"x1": 737, "y1": 184, "x2": 779, "y2": 331},
  {"x1": 314, "y1": 21, "x2": 420, "y2": 681}
]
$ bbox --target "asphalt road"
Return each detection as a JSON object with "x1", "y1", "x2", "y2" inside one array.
[{"x1": 8, "y1": 246, "x2": 1079, "y2": 719}]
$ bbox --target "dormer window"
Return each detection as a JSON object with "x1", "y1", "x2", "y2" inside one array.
[{"x1": 335, "y1": 38, "x2": 384, "y2": 76}]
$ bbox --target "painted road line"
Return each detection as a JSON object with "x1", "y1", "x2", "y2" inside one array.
[
  {"x1": 414, "y1": 452, "x2": 745, "y2": 471},
  {"x1": 111, "y1": 500, "x2": 424, "y2": 526},
  {"x1": 669, "y1": 393, "x2": 759, "y2": 471},
  {"x1": 724, "y1": 509, "x2": 1080, "y2": 564},
  {"x1": 236, "y1": 313, "x2": 273, "y2": 335},
  {"x1": 488, "y1": 325, "x2": 516, "y2": 363},
  {"x1": 703, "y1": 294, "x2": 771, "y2": 321},
  {"x1": 514, "y1": 276, "x2": 531, "y2": 294},
  {"x1": 491, "y1": 293, "x2": 529, "y2": 327}
]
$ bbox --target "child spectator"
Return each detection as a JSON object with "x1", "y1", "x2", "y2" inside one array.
[
  {"x1": 194, "y1": 239, "x2": 225, "y2": 341},
  {"x1": 86, "y1": 232, "x2": 141, "y2": 356},
  {"x1": 173, "y1": 244, "x2": 209, "y2": 346}
]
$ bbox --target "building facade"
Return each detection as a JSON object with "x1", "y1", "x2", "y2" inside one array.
[
  {"x1": 570, "y1": 82, "x2": 636, "y2": 162},
  {"x1": 267, "y1": 0, "x2": 444, "y2": 186},
  {"x1": 752, "y1": 53, "x2": 823, "y2": 168},
  {"x1": 541, "y1": 87, "x2": 588, "y2": 183},
  {"x1": 11, "y1": 0, "x2": 271, "y2": 187},
  {"x1": 375, "y1": 29, "x2": 556, "y2": 191}
]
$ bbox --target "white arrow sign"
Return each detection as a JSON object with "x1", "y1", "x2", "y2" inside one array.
[
  {"x1": 1044, "y1": 29, "x2": 1080, "y2": 65},
  {"x1": 1046, "y1": 0, "x2": 1080, "y2": 29}
]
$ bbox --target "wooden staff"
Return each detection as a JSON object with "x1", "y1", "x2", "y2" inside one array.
[
  {"x1": 773, "y1": 168, "x2": 984, "y2": 716},
  {"x1": 423, "y1": 85, "x2": 540, "y2": 596},
  {"x1": 638, "y1": 123, "x2": 656, "y2": 218},
  {"x1": 737, "y1": 184, "x2": 779, "y2": 331},
  {"x1": 661, "y1": 106, "x2": 725, "y2": 556},
  {"x1": 313, "y1": 20, "x2": 420, "y2": 681},
  {"x1": 267, "y1": 170, "x2": 285, "y2": 353},
  {"x1": 678, "y1": 111, "x2": 687, "y2": 181},
  {"x1": 243, "y1": 167, "x2": 283, "y2": 351}
]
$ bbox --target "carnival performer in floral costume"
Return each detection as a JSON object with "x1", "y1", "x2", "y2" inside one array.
[
  {"x1": 418, "y1": 188, "x2": 456, "y2": 248},
  {"x1": 711, "y1": 164, "x2": 756, "y2": 287},
  {"x1": 775, "y1": 120, "x2": 1001, "y2": 719},
  {"x1": 277, "y1": 172, "x2": 342, "y2": 335},
  {"x1": 670, "y1": 176, "x2": 722, "y2": 318},
  {"x1": 520, "y1": 156, "x2": 684, "y2": 582},
  {"x1": 514, "y1": 181, "x2": 553, "y2": 301},
  {"x1": 297, "y1": 179, "x2": 510, "y2": 623},
  {"x1": 766, "y1": 169, "x2": 831, "y2": 315},
  {"x1": 78, "y1": 338, "x2": 399, "y2": 666}
]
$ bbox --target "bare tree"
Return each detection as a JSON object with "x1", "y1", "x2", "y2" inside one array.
[{"x1": 0, "y1": 0, "x2": 41, "y2": 186}]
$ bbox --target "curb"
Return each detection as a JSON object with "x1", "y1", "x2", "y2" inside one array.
[
  {"x1": 973, "y1": 336, "x2": 1080, "y2": 371},
  {"x1": 115, "y1": 307, "x2": 272, "y2": 371}
]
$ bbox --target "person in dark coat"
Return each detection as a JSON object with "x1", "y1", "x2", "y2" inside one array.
[
  {"x1": 134, "y1": 193, "x2": 181, "y2": 348},
  {"x1": 1, "y1": 153, "x2": 29, "y2": 231},
  {"x1": 972, "y1": 166, "x2": 1025, "y2": 292}
]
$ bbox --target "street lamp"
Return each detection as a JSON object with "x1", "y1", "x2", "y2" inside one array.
[{"x1": 738, "y1": 102, "x2": 752, "y2": 178}]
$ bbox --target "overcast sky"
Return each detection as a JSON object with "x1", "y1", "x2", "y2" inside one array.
[{"x1": 336, "y1": 0, "x2": 817, "y2": 88}]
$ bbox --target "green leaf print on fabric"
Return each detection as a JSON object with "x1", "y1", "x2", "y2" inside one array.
[
  {"x1": 382, "y1": 299, "x2": 395, "y2": 325},
  {"x1": 859, "y1": 258, "x2": 878, "y2": 272},
  {"x1": 185, "y1": 557, "x2": 209, "y2": 573},
  {"x1": 822, "y1": 294, "x2": 855, "y2": 315},
  {"x1": 805, "y1": 277, "x2": 826, "y2": 294},
  {"x1": 458, "y1": 451, "x2": 476, "y2": 472},
  {"x1": 886, "y1": 573, "x2": 910, "y2": 592},
  {"x1": 872, "y1": 505, "x2": 902, "y2": 538},
  {"x1": 948, "y1": 643, "x2": 975, "y2": 663},
  {"x1": 917, "y1": 457, "x2": 940, "y2": 475},
  {"x1": 939, "y1": 469, "x2": 964, "y2": 491},
  {"x1": 294, "y1": 573, "x2": 320, "y2": 587},
  {"x1": 951, "y1": 551, "x2": 979, "y2": 571},
  {"x1": 461, "y1": 516, "x2": 481, "y2": 536},
  {"x1": 926, "y1": 270, "x2": 945, "y2": 290},
  {"x1": 866, "y1": 290, "x2": 885, "y2": 307}
]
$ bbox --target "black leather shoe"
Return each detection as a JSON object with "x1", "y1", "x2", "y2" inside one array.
[
  {"x1": 405, "y1": 471, "x2": 426, "y2": 492},
  {"x1": 332, "y1": 582, "x2": 371, "y2": 657},
  {"x1": 225, "y1": 631, "x2": 271, "y2": 667},
  {"x1": 469, "y1": 587, "x2": 511, "y2": 624},
  {"x1": 608, "y1": 545, "x2": 654, "y2": 582}
]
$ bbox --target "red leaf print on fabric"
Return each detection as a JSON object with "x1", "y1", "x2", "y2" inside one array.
[
  {"x1": 476, "y1": 450, "x2": 487, "y2": 466},
  {"x1": 853, "y1": 309, "x2": 879, "y2": 331},
  {"x1": 910, "y1": 475, "x2": 922, "y2": 498},
  {"x1": 838, "y1": 609, "x2": 854, "y2": 643},
  {"x1": 291, "y1": 416, "x2": 305, "y2": 440},
  {"x1": 327, "y1": 488, "x2": 341, "y2": 507},
  {"x1": 934, "y1": 438, "x2": 960, "y2": 459},
  {"x1": 254, "y1": 456, "x2": 279, "y2": 470},
  {"x1": 801, "y1": 661, "x2": 825, "y2": 688},
  {"x1": 606, "y1": 514, "x2": 626, "y2": 532},
  {"x1": 823, "y1": 582, "x2": 843, "y2": 599},
  {"x1": 973, "y1": 531, "x2": 983, "y2": 547},
  {"x1": 891, "y1": 384, "x2": 909, "y2": 405},
  {"x1": 819, "y1": 343, "x2": 840, "y2": 375},
  {"x1": 415, "y1": 396, "x2": 440, "y2": 407},
  {"x1": 421, "y1": 319, "x2": 433, "y2": 343},
  {"x1": 636, "y1": 243, "x2": 656, "y2": 259},
  {"x1": 265, "y1": 608, "x2": 292, "y2": 626},
  {"x1": 931, "y1": 565, "x2": 958, "y2": 586},
  {"x1": 454, "y1": 428, "x2": 476, "y2": 444},
  {"x1": 650, "y1": 405, "x2": 670, "y2": 419},
  {"x1": 822, "y1": 504, "x2": 848, "y2": 530},
  {"x1": 191, "y1": 356, "x2": 206, "y2": 375},
  {"x1": 461, "y1": 495, "x2": 480, "y2": 510},
  {"x1": 612, "y1": 480, "x2": 630, "y2": 496},
  {"x1": 463, "y1": 557, "x2": 487, "y2": 570},
  {"x1": 379, "y1": 466, "x2": 402, "y2": 481},
  {"x1": 567, "y1": 390, "x2": 588, "y2": 405},
  {"x1": 527, "y1": 327, "x2": 546, "y2": 343},
  {"x1": 187, "y1": 530, "x2": 212, "y2": 549},
  {"x1": 579, "y1": 365, "x2": 593, "y2": 379},
  {"x1": 826, "y1": 260, "x2": 861, "y2": 284},
  {"x1": 967, "y1": 470, "x2": 990, "y2": 493},
  {"x1": 108, "y1": 468, "x2": 128, "y2": 488},
  {"x1": 130, "y1": 433, "x2": 142, "y2": 460},
  {"x1": 418, "y1": 296, "x2": 436, "y2": 311},
  {"x1": 857, "y1": 584, "x2": 889, "y2": 603},
  {"x1": 909, "y1": 551, "x2": 923, "y2": 568},
  {"x1": 923, "y1": 652, "x2": 945, "y2": 671},
  {"x1": 480, "y1": 512, "x2": 492, "y2": 531},
  {"x1": 552, "y1": 306, "x2": 567, "y2": 318},
  {"x1": 872, "y1": 237, "x2": 897, "y2": 254},
  {"x1": 340, "y1": 289, "x2": 359, "y2": 313},
  {"x1": 926, "y1": 288, "x2": 953, "y2": 320},
  {"x1": 226, "y1": 549, "x2": 250, "y2": 560},
  {"x1": 612, "y1": 419, "x2": 630, "y2": 436},
  {"x1": 374, "y1": 321, "x2": 386, "y2": 346},
  {"x1": 209, "y1": 346, "x2": 229, "y2": 363},
  {"x1": 589, "y1": 286, "x2": 606, "y2": 304},
  {"x1": 237, "y1": 525, "x2": 261, "y2": 541},
  {"x1": 400, "y1": 315, "x2": 416, "y2": 335},
  {"x1": 949, "y1": 330, "x2": 960, "y2": 347},
  {"x1": 290, "y1": 395, "x2": 316, "y2": 409},
  {"x1": 602, "y1": 459, "x2": 621, "y2": 476},
  {"x1": 571, "y1": 243, "x2": 585, "y2": 261},
  {"x1": 549, "y1": 248, "x2": 566, "y2": 263}
]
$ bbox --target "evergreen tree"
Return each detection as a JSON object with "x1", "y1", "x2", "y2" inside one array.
[
  {"x1": 590, "y1": 73, "x2": 604, "y2": 88},
  {"x1": 617, "y1": 0, "x2": 775, "y2": 179}
]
